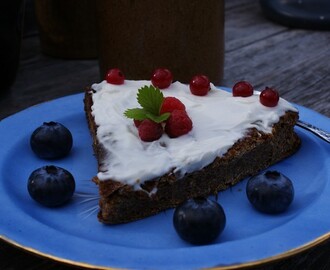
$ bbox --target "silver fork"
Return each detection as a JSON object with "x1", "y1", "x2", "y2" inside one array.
[{"x1": 296, "y1": 120, "x2": 330, "y2": 144}]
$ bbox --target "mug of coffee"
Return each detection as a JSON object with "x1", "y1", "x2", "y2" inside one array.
[{"x1": 95, "y1": 0, "x2": 225, "y2": 84}]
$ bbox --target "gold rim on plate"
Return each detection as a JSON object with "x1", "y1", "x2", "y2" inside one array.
[{"x1": 2, "y1": 232, "x2": 330, "y2": 270}]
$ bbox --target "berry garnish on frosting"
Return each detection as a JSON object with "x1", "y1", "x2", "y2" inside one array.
[
  {"x1": 160, "y1": 97, "x2": 186, "y2": 115},
  {"x1": 133, "y1": 119, "x2": 143, "y2": 128},
  {"x1": 138, "y1": 119, "x2": 164, "y2": 142},
  {"x1": 151, "y1": 68, "x2": 173, "y2": 89},
  {"x1": 232, "y1": 81, "x2": 253, "y2": 97},
  {"x1": 189, "y1": 75, "x2": 211, "y2": 96},
  {"x1": 165, "y1": 110, "x2": 193, "y2": 138},
  {"x1": 105, "y1": 68, "x2": 125, "y2": 85},
  {"x1": 124, "y1": 85, "x2": 193, "y2": 141},
  {"x1": 124, "y1": 85, "x2": 171, "y2": 124},
  {"x1": 259, "y1": 87, "x2": 280, "y2": 107}
]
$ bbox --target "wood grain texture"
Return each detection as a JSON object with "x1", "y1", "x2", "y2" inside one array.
[
  {"x1": 222, "y1": 1, "x2": 330, "y2": 117},
  {"x1": 0, "y1": 0, "x2": 329, "y2": 269}
]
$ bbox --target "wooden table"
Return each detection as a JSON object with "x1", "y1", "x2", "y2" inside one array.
[{"x1": 0, "y1": 0, "x2": 329, "y2": 269}]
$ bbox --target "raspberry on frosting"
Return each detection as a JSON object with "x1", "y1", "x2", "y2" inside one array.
[
  {"x1": 134, "y1": 119, "x2": 143, "y2": 127},
  {"x1": 160, "y1": 97, "x2": 186, "y2": 115},
  {"x1": 165, "y1": 110, "x2": 193, "y2": 138},
  {"x1": 138, "y1": 119, "x2": 164, "y2": 142}
]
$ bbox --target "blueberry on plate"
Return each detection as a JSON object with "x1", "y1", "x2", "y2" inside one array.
[
  {"x1": 27, "y1": 165, "x2": 75, "y2": 207},
  {"x1": 30, "y1": 121, "x2": 73, "y2": 159},
  {"x1": 173, "y1": 197, "x2": 226, "y2": 245},
  {"x1": 246, "y1": 170, "x2": 294, "y2": 214}
]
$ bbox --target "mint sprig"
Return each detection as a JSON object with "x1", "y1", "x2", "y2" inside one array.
[
  {"x1": 124, "y1": 85, "x2": 170, "y2": 123},
  {"x1": 124, "y1": 108, "x2": 148, "y2": 120},
  {"x1": 146, "y1": 112, "x2": 170, "y2": 123},
  {"x1": 137, "y1": 85, "x2": 163, "y2": 115}
]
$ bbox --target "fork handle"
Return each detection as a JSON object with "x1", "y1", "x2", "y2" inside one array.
[{"x1": 296, "y1": 120, "x2": 330, "y2": 144}]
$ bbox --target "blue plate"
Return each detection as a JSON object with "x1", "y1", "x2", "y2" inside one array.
[{"x1": 0, "y1": 92, "x2": 329, "y2": 270}]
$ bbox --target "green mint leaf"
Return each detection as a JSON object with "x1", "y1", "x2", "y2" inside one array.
[
  {"x1": 137, "y1": 85, "x2": 164, "y2": 115},
  {"x1": 124, "y1": 108, "x2": 148, "y2": 120},
  {"x1": 146, "y1": 112, "x2": 170, "y2": 123}
]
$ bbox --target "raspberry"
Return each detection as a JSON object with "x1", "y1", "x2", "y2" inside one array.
[
  {"x1": 165, "y1": 110, "x2": 193, "y2": 138},
  {"x1": 133, "y1": 119, "x2": 142, "y2": 127},
  {"x1": 160, "y1": 97, "x2": 186, "y2": 115},
  {"x1": 138, "y1": 119, "x2": 163, "y2": 142}
]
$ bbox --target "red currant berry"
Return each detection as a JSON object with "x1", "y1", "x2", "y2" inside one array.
[
  {"x1": 105, "y1": 68, "x2": 125, "y2": 85},
  {"x1": 259, "y1": 87, "x2": 280, "y2": 107},
  {"x1": 160, "y1": 97, "x2": 186, "y2": 115},
  {"x1": 232, "y1": 81, "x2": 253, "y2": 97},
  {"x1": 189, "y1": 75, "x2": 210, "y2": 96},
  {"x1": 151, "y1": 68, "x2": 173, "y2": 89}
]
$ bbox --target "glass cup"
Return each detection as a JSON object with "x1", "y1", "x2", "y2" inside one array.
[{"x1": 95, "y1": 0, "x2": 225, "y2": 84}]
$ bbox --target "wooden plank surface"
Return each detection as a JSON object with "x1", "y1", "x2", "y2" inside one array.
[
  {"x1": 0, "y1": 0, "x2": 329, "y2": 269},
  {"x1": 1, "y1": 1, "x2": 329, "y2": 120}
]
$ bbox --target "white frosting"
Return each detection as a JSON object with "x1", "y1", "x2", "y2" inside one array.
[{"x1": 90, "y1": 80, "x2": 297, "y2": 189}]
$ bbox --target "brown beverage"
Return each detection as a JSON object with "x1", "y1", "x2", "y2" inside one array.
[
  {"x1": 35, "y1": 0, "x2": 97, "y2": 59},
  {"x1": 95, "y1": 0, "x2": 224, "y2": 84}
]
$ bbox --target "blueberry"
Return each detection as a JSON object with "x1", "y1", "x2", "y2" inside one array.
[
  {"x1": 30, "y1": 121, "x2": 73, "y2": 159},
  {"x1": 27, "y1": 165, "x2": 75, "y2": 207},
  {"x1": 173, "y1": 197, "x2": 226, "y2": 245},
  {"x1": 246, "y1": 170, "x2": 294, "y2": 214}
]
